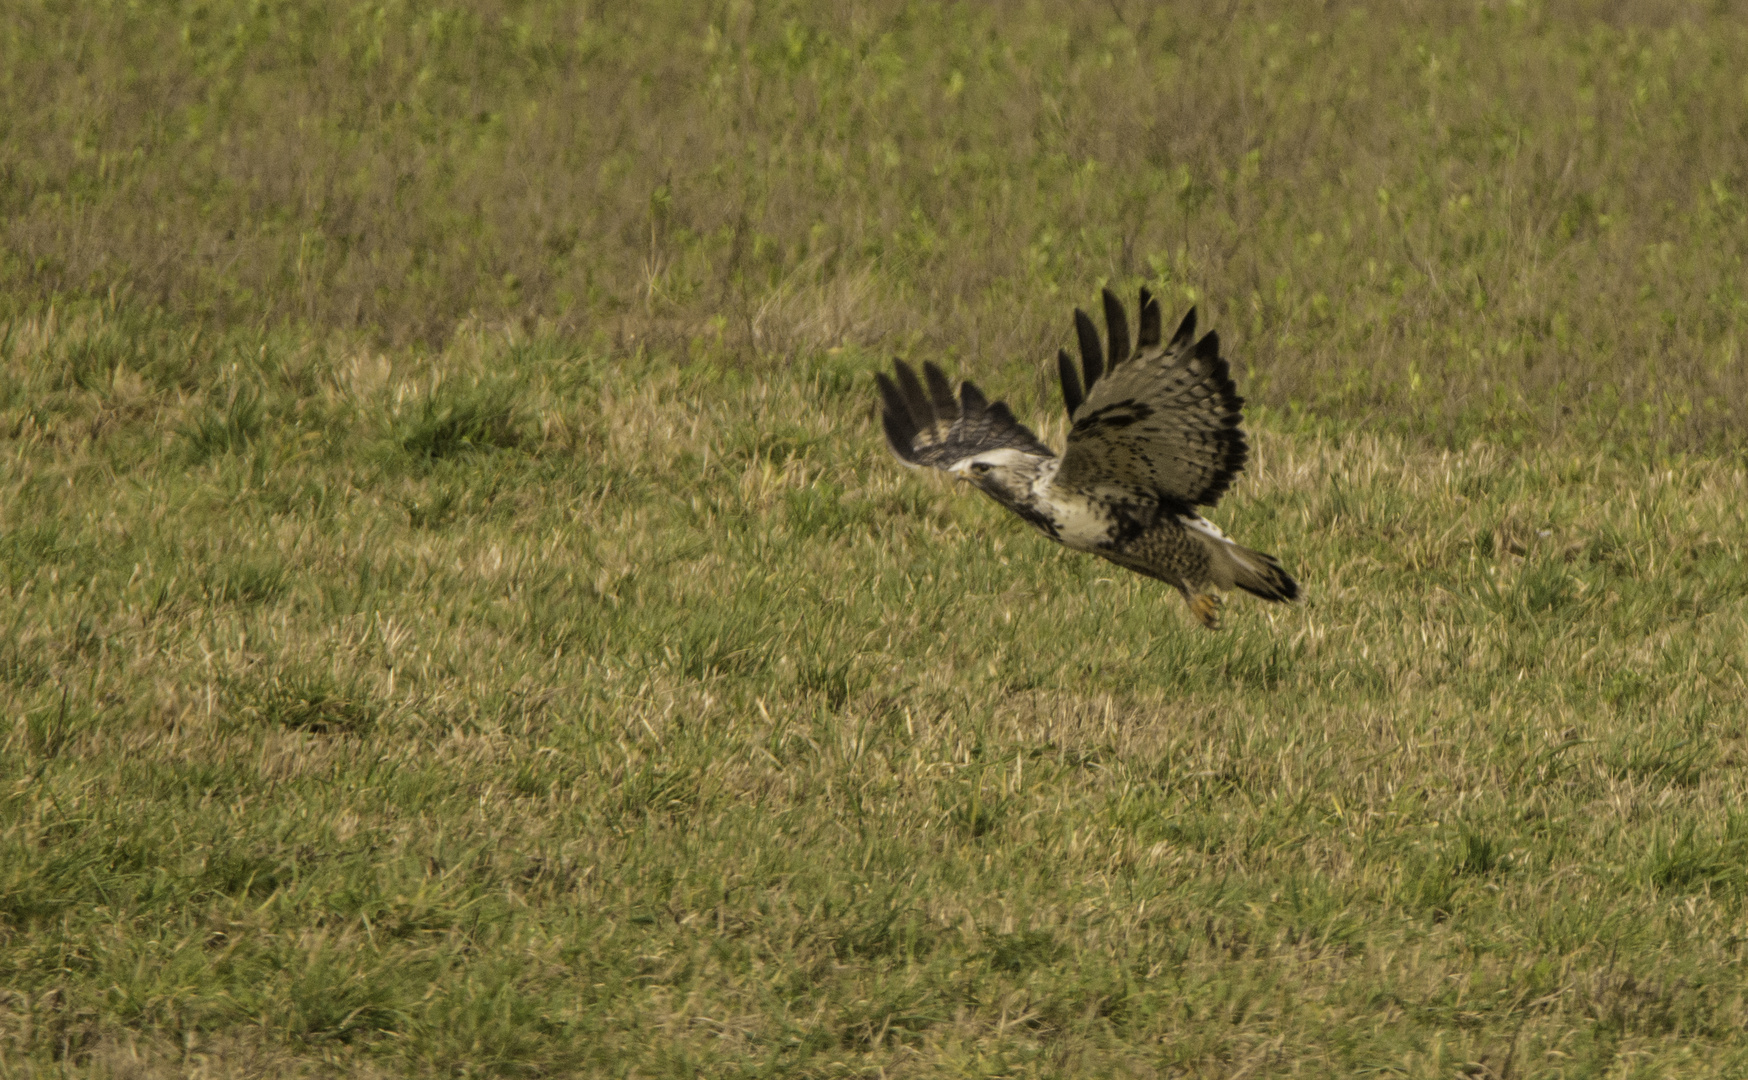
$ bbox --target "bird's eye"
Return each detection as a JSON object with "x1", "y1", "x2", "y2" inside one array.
[{"x1": 971, "y1": 462, "x2": 992, "y2": 474}]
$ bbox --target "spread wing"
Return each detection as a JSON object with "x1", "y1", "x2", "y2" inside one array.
[
  {"x1": 1055, "y1": 288, "x2": 1247, "y2": 507},
  {"x1": 876, "y1": 359, "x2": 1055, "y2": 469}
]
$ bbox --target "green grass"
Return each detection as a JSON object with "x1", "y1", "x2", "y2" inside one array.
[
  {"x1": 7, "y1": 0, "x2": 1748, "y2": 449},
  {"x1": 6, "y1": 1, "x2": 1748, "y2": 1077},
  {"x1": 3, "y1": 309, "x2": 1748, "y2": 1077}
]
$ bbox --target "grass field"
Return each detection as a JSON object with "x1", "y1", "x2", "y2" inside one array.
[{"x1": 6, "y1": 2, "x2": 1748, "y2": 1077}]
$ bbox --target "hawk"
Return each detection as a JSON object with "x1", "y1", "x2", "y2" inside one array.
[{"x1": 876, "y1": 287, "x2": 1299, "y2": 628}]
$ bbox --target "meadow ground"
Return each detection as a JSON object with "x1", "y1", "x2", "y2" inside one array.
[{"x1": 5, "y1": 2, "x2": 1748, "y2": 1077}]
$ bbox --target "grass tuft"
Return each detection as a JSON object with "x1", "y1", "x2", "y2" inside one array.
[
  {"x1": 178, "y1": 386, "x2": 263, "y2": 462},
  {"x1": 390, "y1": 379, "x2": 529, "y2": 461},
  {"x1": 224, "y1": 671, "x2": 381, "y2": 736}
]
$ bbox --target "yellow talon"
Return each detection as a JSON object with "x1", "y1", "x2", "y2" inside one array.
[{"x1": 1189, "y1": 593, "x2": 1223, "y2": 630}]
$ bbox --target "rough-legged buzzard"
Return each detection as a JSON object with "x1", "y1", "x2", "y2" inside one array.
[{"x1": 877, "y1": 288, "x2": 1299, "y2": 628}]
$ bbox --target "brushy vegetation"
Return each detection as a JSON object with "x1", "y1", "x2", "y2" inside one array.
[{"x1": 5, "y1": 1, "x2": 1748, "y2": 1077}]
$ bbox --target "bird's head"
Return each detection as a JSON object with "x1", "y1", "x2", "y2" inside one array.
[{"x1": 947, "y1": 448, "x2": 1048, "y2": 502}]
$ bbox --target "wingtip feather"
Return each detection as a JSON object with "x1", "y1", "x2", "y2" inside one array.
[
  {"x1": 1057, "y1": 348, "x2": 1084, "y2": 417},
  {"x1": 880, "y1": 408, "x2": 922, "y2": 464},
  {"x1": 1101, "y1": 288, "x2": 1130, "y2": 368},
  {"x1": 892, "y1": 359, "x2": 935, "y2": 429},
  {"x1": 1074, "y1": 307, "x2": 1104, "y2": 389},
  {"x1": 875, "y1": 369, "x2": 909, "y2": 421},
  {"x1": 921, "y1": 361, "x2": 960, "y2": 417},
  {"x1": 1137, "y1": 287, "x2": 1161, "y2": 348},
  {"x1": 1170, "y1": 307, "x2": 1197, "y2": 351},
  {"x1": 876, "y1": 368, "x2": 922, "y2": 463}
]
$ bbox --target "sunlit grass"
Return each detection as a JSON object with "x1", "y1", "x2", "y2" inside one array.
[{"x1": 3, "y1": 308, "x2": 1748, "y2": 1075}]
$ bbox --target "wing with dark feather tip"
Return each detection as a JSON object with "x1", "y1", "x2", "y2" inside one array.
[
  {"x1": 876, "y1": 360, "x2": 1055, "y2": 469},
  {"x1": 1056, "y1": 288, "x2": 1248, "y2": 507}
]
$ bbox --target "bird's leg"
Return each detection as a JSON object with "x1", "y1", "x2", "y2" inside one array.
[{"x1": 1188, "y1": 592, "x2": 1223, "y2": 630}]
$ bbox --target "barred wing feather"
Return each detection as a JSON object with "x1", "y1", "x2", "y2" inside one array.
[
  {"x1": 877, "y1": 359, "x2": 1055, "y2": 470},
  {"x1": 1056, "y1": 289, "x2": 1248, "y2": 507}
]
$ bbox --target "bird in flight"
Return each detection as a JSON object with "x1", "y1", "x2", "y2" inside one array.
[{"x1": 876, "y1": 287, "x2": 1298, "y2": 628}]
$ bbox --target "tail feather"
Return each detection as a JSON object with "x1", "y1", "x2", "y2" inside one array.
[
  {"x1": 1223, "y1": 543, "x2": 1301, "y2": 603},
  {"x1": 1178, "y1": 514, "x2": 1301, "y2": 603}
]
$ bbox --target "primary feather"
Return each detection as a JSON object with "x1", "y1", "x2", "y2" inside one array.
[{"x1": 875, "y1": 361, "x2": 1054, "y2": 469}]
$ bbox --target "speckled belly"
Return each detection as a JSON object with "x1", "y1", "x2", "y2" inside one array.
[{"x1": 1097, "y1": 519, "x2": 1211, "y2": 592}]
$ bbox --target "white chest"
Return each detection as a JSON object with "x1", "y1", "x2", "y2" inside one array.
[{"x1": 1035, "y1": 486, "x2": 1114, "y2": 552}]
